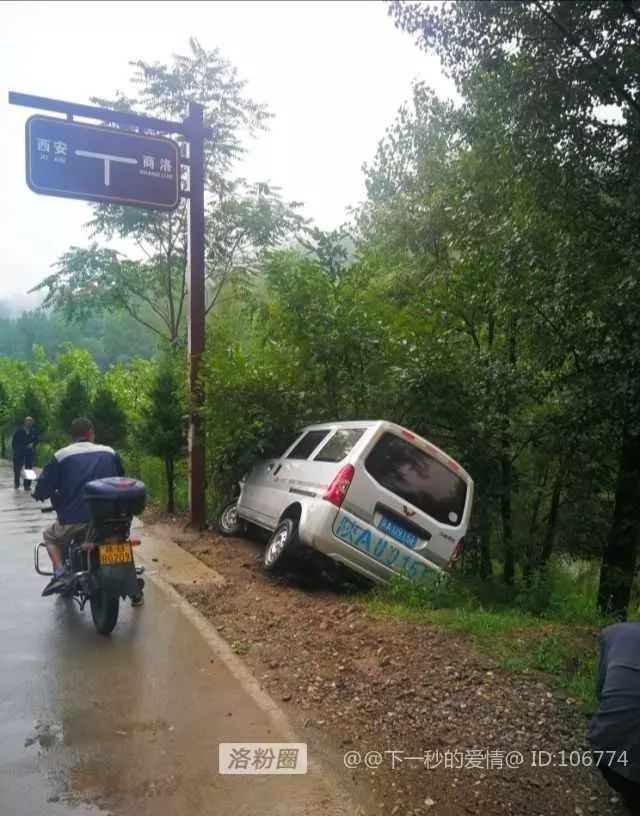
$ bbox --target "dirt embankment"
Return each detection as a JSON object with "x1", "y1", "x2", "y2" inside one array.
[{"x1": 152, "y1": 520, "x2": 626, "y2": 816}]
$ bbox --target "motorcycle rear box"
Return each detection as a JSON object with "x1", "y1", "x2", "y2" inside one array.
[{"x1": 83, "y1": 477, "x2": 146, "y2": 522}]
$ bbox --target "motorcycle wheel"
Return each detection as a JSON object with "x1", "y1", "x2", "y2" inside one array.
[{"x1": 90, "y1": 590, "x2": 119, "y2": 636}]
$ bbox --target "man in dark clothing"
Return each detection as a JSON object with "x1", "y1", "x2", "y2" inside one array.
[
  {"x1": 33, "y1": 417, "x2": 125, "y2": 596},
  {"x1": 12, "y1": 416, "x2": 38, "y2": 490},
  {"x1": 588, "y1": 621, "x2": 640, "y2": 813}
]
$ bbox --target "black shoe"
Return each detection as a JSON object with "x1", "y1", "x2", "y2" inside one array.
[
  {"x1": 42, "y1": 576, "x2": 68, "y2": 597},
  {"x1": 131, "y1": 593, "x2": 144, "y2": 607}
]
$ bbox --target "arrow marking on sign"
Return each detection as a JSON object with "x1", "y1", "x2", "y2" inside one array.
[{"x1": 75, "y1": 150, "x2": 137, "y2": 187}]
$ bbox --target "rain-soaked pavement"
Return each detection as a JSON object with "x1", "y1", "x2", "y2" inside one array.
[{"x1": 0, "y1": 462, "x2": 362, "y2": 816}]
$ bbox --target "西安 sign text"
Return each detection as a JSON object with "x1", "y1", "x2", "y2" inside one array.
[{"x1": 26, "y1": 115, "x2": 181, "y2": 210}]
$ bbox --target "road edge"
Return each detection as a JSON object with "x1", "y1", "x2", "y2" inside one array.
[{"x1": 142, "y1": 566, "x2": 298, "y2": 742}]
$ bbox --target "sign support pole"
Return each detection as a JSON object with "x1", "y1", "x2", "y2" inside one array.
[{"x1": 185, "y1": 101, "x2": 207, "y2": 529}]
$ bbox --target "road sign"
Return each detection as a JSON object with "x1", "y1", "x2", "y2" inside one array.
[
  {"x1": 25, "y1": 115, "x2": 181, "y2": 210},
  {"x1": 11, "y1": 90, "x2": 210, "y2": 528}
]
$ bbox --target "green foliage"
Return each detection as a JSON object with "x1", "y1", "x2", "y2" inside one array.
[
  {"x1": 91, "y1": 385, "x2": 128, "y2": 449},
  {"x1": 32, "y1": 40, "x2": 303, "y2": 346},
  {"x1": 0, "y1": 383, "x2": 8, "y2": 422},
  {"x1": 20, "y1": 385, "x2": 50, "y2": 438},
  {"x1": 57, "y1": 375, "x2": 91, "y2": 439},
  {"x1": 141, "y1": 357, "x2": 185, "y2": 461},
  {"x1": 140, "y1": 355, "x2": 186, "y2": 513},
  {"x1": 203, "y1": 313, "x2": 303, "y2": 507}
]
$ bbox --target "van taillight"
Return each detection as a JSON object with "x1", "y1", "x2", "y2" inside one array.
[
  {"x1": 447, "y1": 537, "x2": 465, "y2": 568},
  {"x1": 323, "y1": 464, "x2": 355, "y2": 508}
]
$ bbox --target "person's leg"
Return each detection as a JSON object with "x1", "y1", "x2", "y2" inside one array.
[
  {"x1": 12, "y1": 456, "x2": 23, "y2": 489},
  {"x1": 43, "y1": 523, "x2": 65, "y2": 573},
  {"x1": 22, "y1": 451, "x2": 33, "y2": 490},
  {"x1": 41, "y1": 523, "x2": 90, "y2": 596}
]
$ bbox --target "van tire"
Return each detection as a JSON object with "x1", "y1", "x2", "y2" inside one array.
[
  {"x1": 216, "y1": 502, "x2": 245, "y2": 537},
  {"x1": 264, "y1": 518, "x2": 299, "y2": 573}
]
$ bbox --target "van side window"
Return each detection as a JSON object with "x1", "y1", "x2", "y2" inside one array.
[
  {"x1": 286, "y1": 430, "x2": 330, "y2": 460},
  {"x1": 365, "y1": 433, "x2": 467, "y2": 526},
  {"x1": 314, "y1": 429, "x2": 365, "y2": 462}
]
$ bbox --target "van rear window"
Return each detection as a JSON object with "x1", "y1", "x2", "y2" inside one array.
[
  {"x1": 314, "y1": 429, "x2": 365, "y2": 462},
  {"x1": 286, "y1": 430, "x2": 330, "y2": 460},
  {"x1": 365, "y1": 433, "x2": 467, "y2": 526}
]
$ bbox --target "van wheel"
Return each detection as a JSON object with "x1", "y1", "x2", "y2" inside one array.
[
  {"x1": 264, "y1": 518, "x2": 298, "y2": 573},
  {"x1": 217, "y1": 502, "x2": 245, "y2": 537}
]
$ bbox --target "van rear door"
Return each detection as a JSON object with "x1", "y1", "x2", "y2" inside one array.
[{"x1": 342, "y1": 429, "x2": 473, "y2": 568}]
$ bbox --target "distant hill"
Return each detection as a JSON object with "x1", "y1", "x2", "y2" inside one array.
[
  {"x1": 0, "y1": 307, "x2": 158, "y2": 368},
  {"x1": 0, "y1": 293, "x2": 43, "y2": 319}
]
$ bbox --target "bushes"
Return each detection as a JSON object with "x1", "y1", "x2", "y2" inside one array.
[
  {"x1": 202, "y1": 320, "x2": 307, "y2": 511},
  {"x1": 380, "y1": 557, "x2": 605, "y2": 625}
]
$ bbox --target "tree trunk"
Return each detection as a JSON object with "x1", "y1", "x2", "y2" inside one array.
[
  {"x1": 501, "y1": 452, "x2": 515, "y2": 585},
  {"x1": 597, "y1": 423, "x2": 640, "y2": 620},
  {"x1": 539, "y1": 473, "x2": 562, "y2": 569},
  {"x1": 501, "y1": 314, "x2": 517, "y2": 586},
  {"x1": 524, "y1": 467, "x2": 548, "y2": 584},
  {"x1": 479, "y1": 499, "x2": 493, "y2": 579},
  {"x1": 165, "y1": 456, "x2": 175, "y2": 515},
  {"x1": 0, "y1": 431, "x2": 5, "y2": 460}
]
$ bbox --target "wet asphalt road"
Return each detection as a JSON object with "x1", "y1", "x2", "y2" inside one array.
[{"x1": 0, "y1": 462, "x2": 360, "y2": 816}]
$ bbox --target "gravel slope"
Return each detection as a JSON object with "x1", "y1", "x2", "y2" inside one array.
[{"x1": 157, "y1": 521, "x2": 626, "y2": 816}]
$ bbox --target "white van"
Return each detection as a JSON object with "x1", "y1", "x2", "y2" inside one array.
[{"x1": 217, "y1": 420, "x2": 474, "y2": 585}]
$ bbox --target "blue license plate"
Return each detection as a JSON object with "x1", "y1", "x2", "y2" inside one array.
[{"x1": 377, "y1": 515, "x2": 418, "y2": 550}]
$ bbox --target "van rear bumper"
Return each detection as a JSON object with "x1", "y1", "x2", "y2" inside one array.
[{"x1": 299, "y1": 502, "x2": 443, "y2": 585}]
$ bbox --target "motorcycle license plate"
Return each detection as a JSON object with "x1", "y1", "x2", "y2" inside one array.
[{"x1": 99, "y1": 543, "x2": 133, "y2": 565}]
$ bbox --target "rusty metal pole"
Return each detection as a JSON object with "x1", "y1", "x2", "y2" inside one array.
[{"x1": 186, "y1": 101, "x2": 206, "y2": 528}]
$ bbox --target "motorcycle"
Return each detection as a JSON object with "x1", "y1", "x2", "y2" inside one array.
[{"x1": 34, "y1": 476, "x2": 147, "y2": 636}]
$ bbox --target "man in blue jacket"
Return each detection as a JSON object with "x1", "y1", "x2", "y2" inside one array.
[
  {"x1": 33, "y1": 417, "x2": 124, "y2": 596},
  {"x1": 588, "y1": 621, "x2": 640, "y2": 812},
  {"x1": 12, "y1": 416, "x2": 38, "y2": 490}
]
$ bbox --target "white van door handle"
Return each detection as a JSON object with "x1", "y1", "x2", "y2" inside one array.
[{"x1": 272, "y1": 464, "x2": 282, "y2": 477}]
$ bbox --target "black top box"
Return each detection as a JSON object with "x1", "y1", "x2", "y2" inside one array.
[{"x1": 83, "y1": 477, "x2": 146, "y2": 523}]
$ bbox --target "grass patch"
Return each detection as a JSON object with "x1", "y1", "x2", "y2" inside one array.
[
  {"x1": 231, "y1": 640, "x2": 251, "y2": 655},
  {"x1": 361, "y1": 565, "x2": 606, "y2": 712}
]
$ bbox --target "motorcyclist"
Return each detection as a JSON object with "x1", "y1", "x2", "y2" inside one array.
[{"x1": 33, "y1": 417, "x2": 125, "y2": 596}]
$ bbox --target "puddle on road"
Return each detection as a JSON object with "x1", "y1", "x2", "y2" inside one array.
[{"x1": 42, "y1": 711, "x2": 174, "y2": 748}]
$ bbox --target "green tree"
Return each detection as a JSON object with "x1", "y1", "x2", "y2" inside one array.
[
  {"x1": 388, "y1": 0, "x2": 640, "y2": 618},
  {"x1": 57, "y1": 375, "x2": 91, "y2": 439},
  {"x1": 20, "y1": 384, "x2": 50, "y2": 440},
  {"x1": 0, "y1": 381, "x2": 10, "y2": 459},
  {"x1": 91, "y1": 386, "x2": 128, "y2": 450},
  {"x1": 140, "y1": 357, "x2": 185, "y2": 514},
  {"x1": 32, "y1": 40, "x2": 303, "y2": 346}
]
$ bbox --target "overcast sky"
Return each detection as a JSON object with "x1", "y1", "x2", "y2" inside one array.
[{"x1": 1, "y1": 0, "x2": 451, "y2": 302}]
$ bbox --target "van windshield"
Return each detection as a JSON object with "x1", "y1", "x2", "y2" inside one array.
[{"x1": 365, "y1": 433, "x2": 467, "y2": 526}]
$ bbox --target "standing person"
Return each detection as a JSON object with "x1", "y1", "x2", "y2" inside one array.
[
  {"x1": 33, "y1": 417, "x2": 125, "y2": 596},
  {"x1": 12, "y1": 416, "x2": 38, "y2": 491},
  {"x1": 588, "y1": 621, "x2": 640, "y2": 813}
]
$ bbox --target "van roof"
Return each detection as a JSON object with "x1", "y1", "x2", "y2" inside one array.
[
  {"x1": 300, "y1": 420, "x2": 472, "y2": 483},
  {"x1": 303, "y1": 420, "x2": 382, "y2": 431}
]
